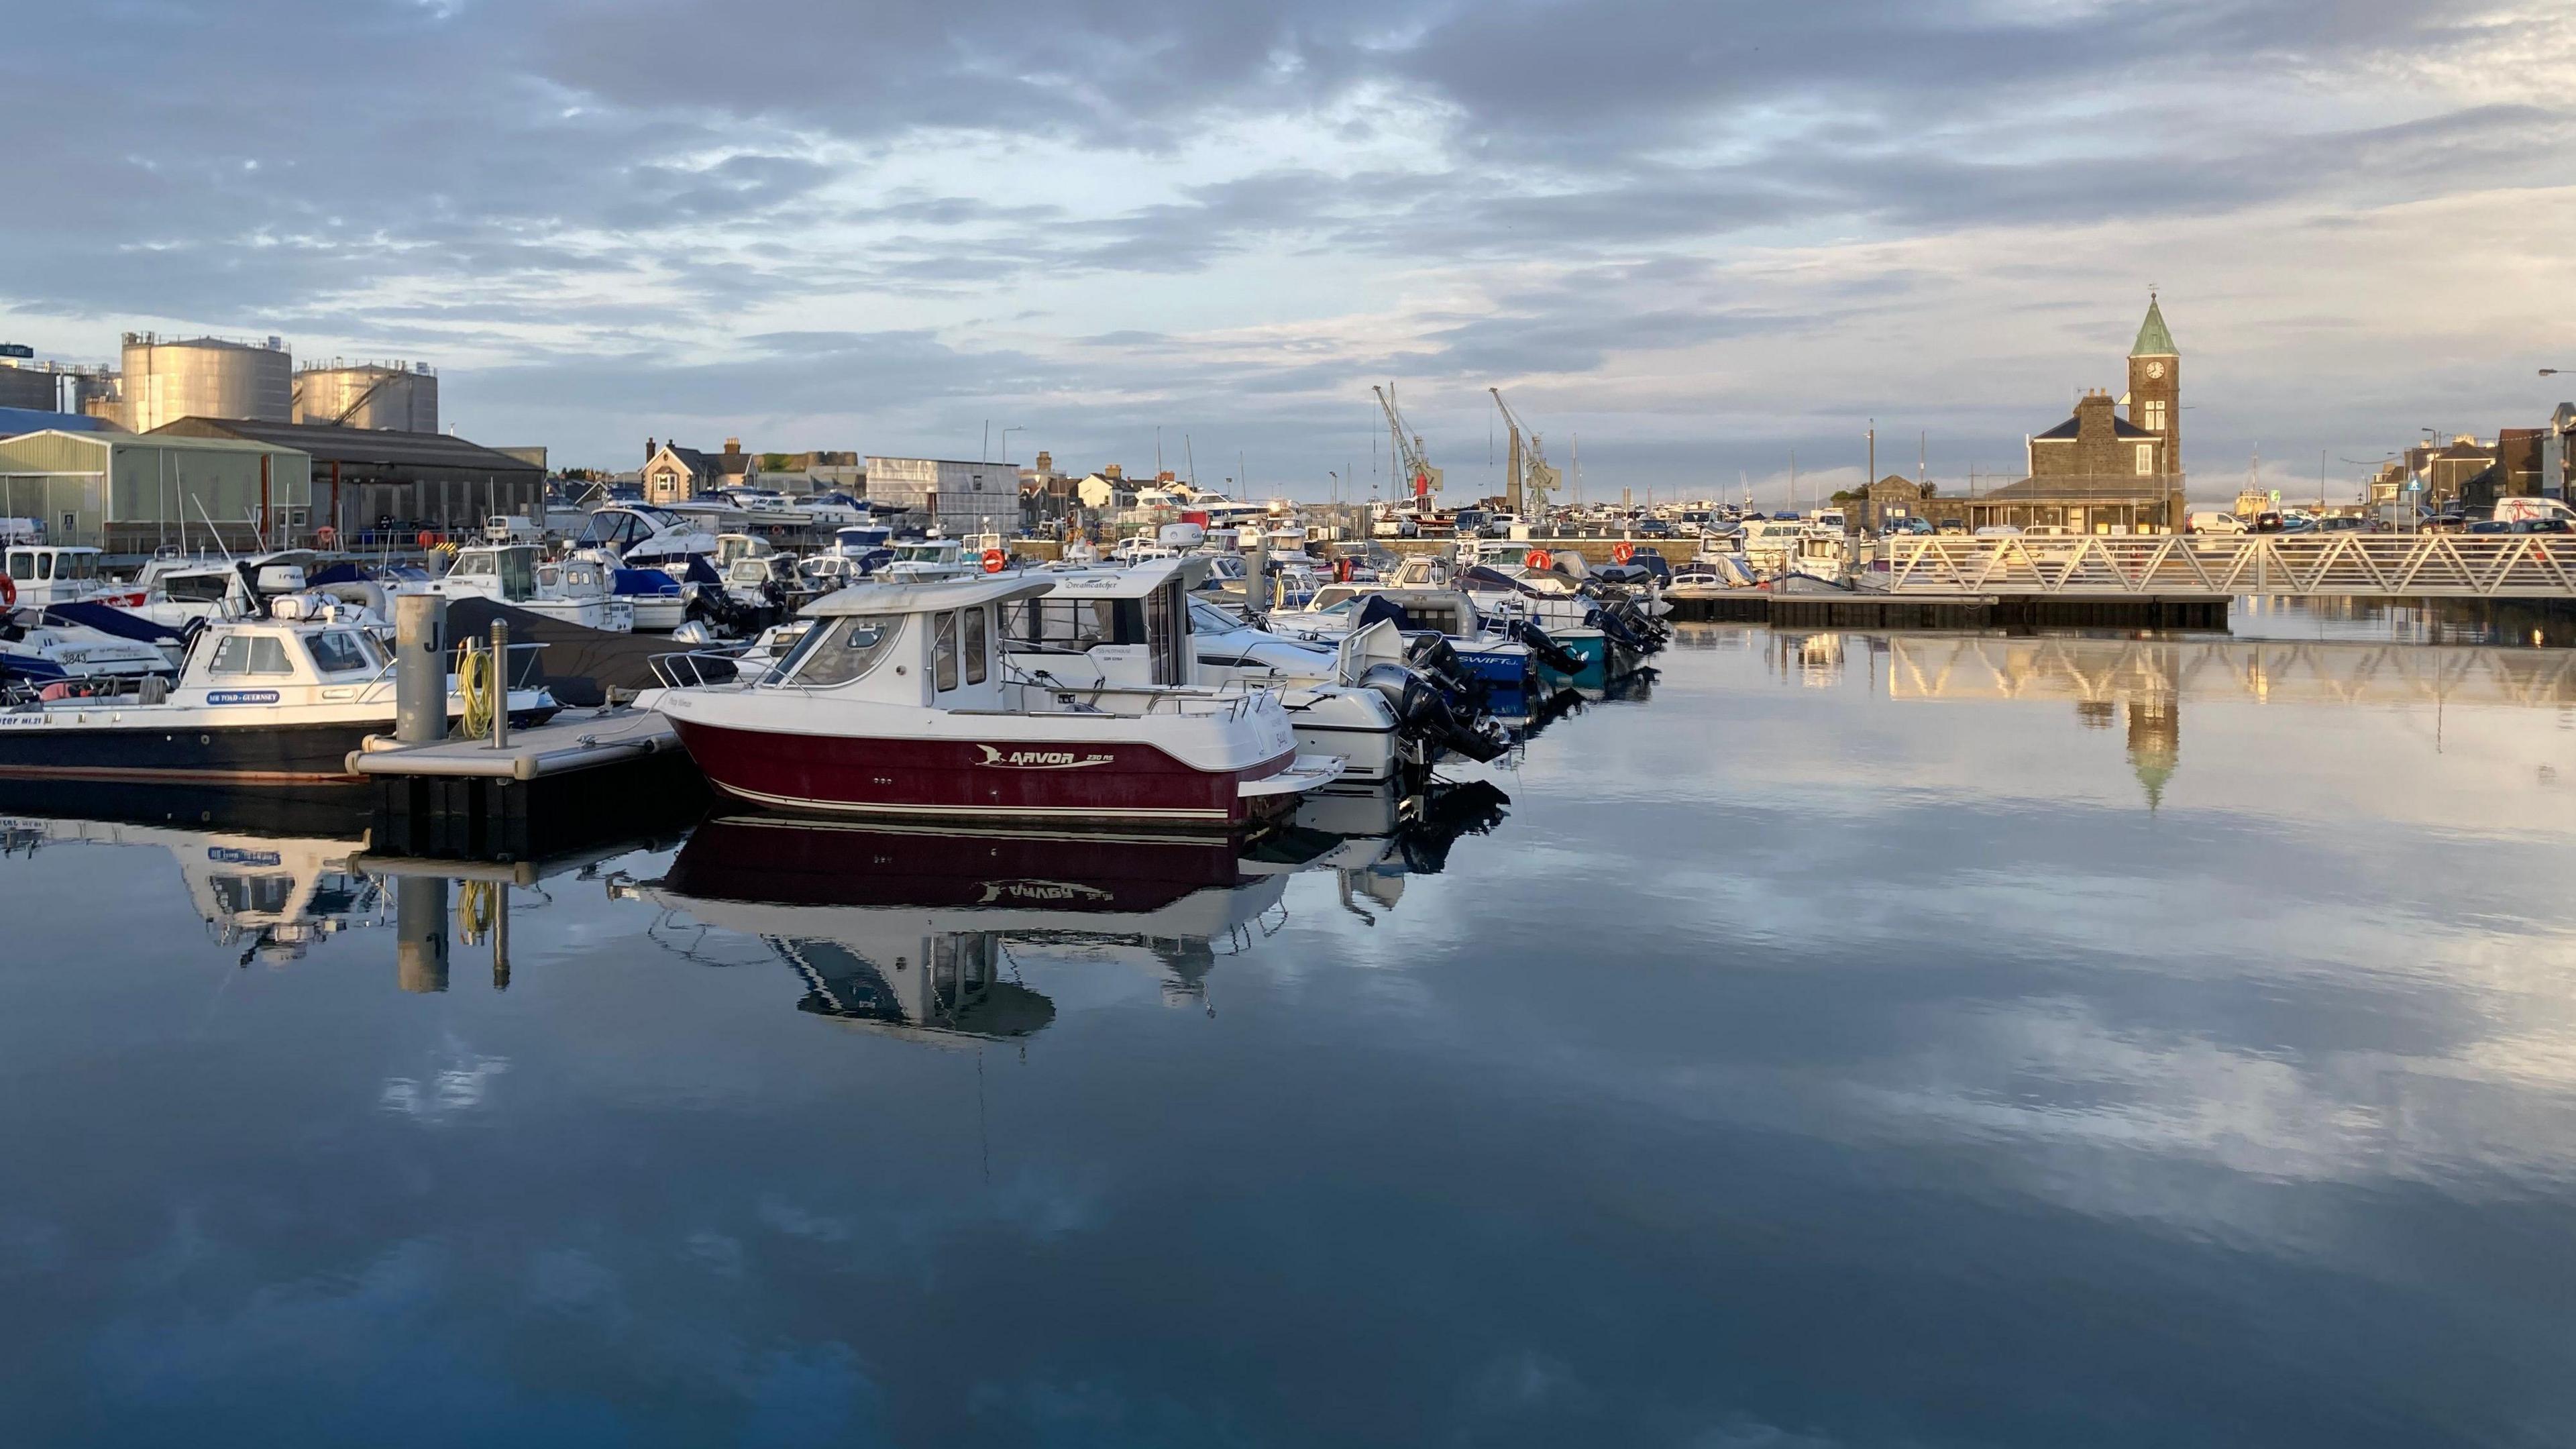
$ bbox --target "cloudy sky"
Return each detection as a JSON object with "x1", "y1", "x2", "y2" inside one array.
[{"x1": 5, "y1": 0, "x2": 2571, "y2": 502}]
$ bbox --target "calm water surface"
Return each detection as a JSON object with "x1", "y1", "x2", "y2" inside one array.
[{"x1": 6, "y1": 622, "x2": 2576, "y2": 1447}]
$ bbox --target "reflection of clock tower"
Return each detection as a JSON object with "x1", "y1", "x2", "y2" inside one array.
[{"x1": 2127, "y1": 294, "x2": 2180, "y2": 475}]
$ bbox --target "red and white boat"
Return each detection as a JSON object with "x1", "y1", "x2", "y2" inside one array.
[{"x1": 648, "y1": 575, "x2": 1342, "y2": 829}]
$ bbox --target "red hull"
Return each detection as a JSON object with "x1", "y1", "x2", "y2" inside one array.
[
  {"x1": 668, "y1": 719, "x2": 1294, "y2": 828},
  {"x1": 667, "y1": 816, "x2": 1253, "y2": 910}
]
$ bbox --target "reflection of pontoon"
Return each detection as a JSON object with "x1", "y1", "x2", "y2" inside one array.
[{"x1": 636, "y1": 816, "x2": 1298, "y2": 1043}]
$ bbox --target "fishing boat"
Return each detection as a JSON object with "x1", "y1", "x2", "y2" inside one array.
[
  {"x1": 0, "y1": 604, "x2": 555, "y2": 784},
  {"x1": 647, "y1": 574, "x2": 1340, "y2": 828}
]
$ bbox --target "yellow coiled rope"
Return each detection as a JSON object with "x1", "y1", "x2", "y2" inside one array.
[{"x1": 456, "y1": 640, "x2": 496, "y2": 740}]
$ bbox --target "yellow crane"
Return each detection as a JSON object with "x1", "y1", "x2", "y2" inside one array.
[{"x1": 1489, "y1": 388, "x2": 1559, "y2": 517}]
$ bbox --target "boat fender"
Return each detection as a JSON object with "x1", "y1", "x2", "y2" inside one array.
[{"x1": 0, "y1": 574, "x2": 13, "y2": 608}]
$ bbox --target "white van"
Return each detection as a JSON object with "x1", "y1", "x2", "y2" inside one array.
[
  {"x1": 2188, "y1": 511, "x2": 2248, "y2": 535},
  {"x1": 2493, "y1": 497, "x2": 2575, "y2": 525},
  {"x1": 484, "y1": 514, "x2": 545, "y2": 544}
]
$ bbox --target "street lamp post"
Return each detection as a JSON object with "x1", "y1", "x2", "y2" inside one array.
[{"x1": 999, "y1": 426, "x2": 1023, "y2": 464}]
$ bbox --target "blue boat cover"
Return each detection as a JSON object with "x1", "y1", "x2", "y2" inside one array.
[
  {"x1": 38, "y1": 601, "x2": 186, "y2": 646},
  {"x1": 611, "y1": 568, "x2": 681, "y2": 597}
]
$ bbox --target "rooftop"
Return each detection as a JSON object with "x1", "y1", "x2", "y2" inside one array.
[{"x1": 150, "y1": 417, "x2": 539, "y2": 472}]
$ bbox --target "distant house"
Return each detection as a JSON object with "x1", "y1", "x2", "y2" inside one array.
[
  {"x1": 2543, "y1": 403, "x2": 2575, "y2": 500},
  {"x1": 1856, "y1": 474, "x2": 1935, "y2": 531},
  {"x1": 641, "y1": 436, "x2": 755, "y2": 504}
]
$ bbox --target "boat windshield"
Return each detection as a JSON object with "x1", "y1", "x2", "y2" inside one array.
[
  {"x1": 777, "y1": 614, "x2": 901, "y2": 688},
  {"x1": 307, "y1": 630, "x2": 380, "y2": 676},
  {"x1": 1188, "y1": 600, "x2": 1245, "y2": 635}
]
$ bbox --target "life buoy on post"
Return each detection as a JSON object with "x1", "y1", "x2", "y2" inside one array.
[
  {"x1": 417, "y1": 529, "x2": 437, "y2": 551},
  {"x1": 1611, "y1": 541, "x2": 1637, "y2": 564},
  {"x1": 1523, "y1": 549, "x2": 1553, "y2": 572},
  {"x1": 315, "y1": 525, "x2": 338, "y2": 549},
  {"x1": 981, "y1": 548, "x2": 1008, "y2": 574}
]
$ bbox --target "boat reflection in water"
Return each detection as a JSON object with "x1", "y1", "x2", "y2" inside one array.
[
  {"x1": 629, "y1": 775, "x2": 1513, "y2": 1043},
  {"x1": 0, "y1": 786, "x2": 380, "y2": 965},
  {"x1": 634, "y1": 818, "x2": 1301, "y2": 1043}
]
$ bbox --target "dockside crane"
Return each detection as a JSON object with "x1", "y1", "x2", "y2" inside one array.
[
  {"x1": 1373, "y1": 384, "x2": 1440, "y2": 507},
  {"x1": 1489, "y1": 387, "x2": 1559, "y2": 516}
]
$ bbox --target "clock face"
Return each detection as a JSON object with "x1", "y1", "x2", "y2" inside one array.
[{"x1": 2145, "y1": 361, "x2": 2167, "y2": 379}]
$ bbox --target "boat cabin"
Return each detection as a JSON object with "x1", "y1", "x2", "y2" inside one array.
[
  {"x1": 759, "y1": 576, "x2": 1035, "y2": 710},
  {"x1": 440, "y1": 544, "x2": 543, "y2": 604},
  {"x1": 4, "y1": 546, "x2": 108, "y2": 607}
]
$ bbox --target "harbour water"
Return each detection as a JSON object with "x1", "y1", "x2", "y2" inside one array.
[{"x1": 6, "y1": 614, "x2": 2575, "y2": 1446}]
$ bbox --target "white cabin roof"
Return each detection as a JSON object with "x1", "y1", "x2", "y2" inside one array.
[{"x1": 803, "y1": 575, "x2": 1051, "y2": 617}]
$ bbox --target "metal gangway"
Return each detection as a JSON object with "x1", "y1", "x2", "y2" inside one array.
[{"x1": 1883, "y1": 534, "x2": 2576, "y2": 598}]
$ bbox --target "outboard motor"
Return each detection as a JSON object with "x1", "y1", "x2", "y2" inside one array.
[
  {"x1": 1513, "y1": 621, "x2": 1586, "y2": 676},
  {"x1": 1403, "y1": 632, "x2": 1475, "y2": 700},
  {"x1": 1356, "y1": 662, "x2": 1509, "y2": 765}
]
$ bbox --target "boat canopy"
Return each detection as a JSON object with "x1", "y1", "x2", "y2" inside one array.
[{"x1": 804, "y1": 574, "x2": 1052, "y2": 618}]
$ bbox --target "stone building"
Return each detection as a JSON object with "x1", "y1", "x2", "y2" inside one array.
[
  {"x1": 1955, "y1": 298, "x2": 2190, "y2": 533},
  {"x1": 641, "y1": 437, "x2": 755, "y2": 504}
]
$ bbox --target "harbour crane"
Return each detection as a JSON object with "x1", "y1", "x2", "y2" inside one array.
[
  {"x1": 1489, "y1": 387, "x2": 1559, "y2": 516},
  {"x1": 1373, "y1": 384, "x2": 1440, "y2": 506}
]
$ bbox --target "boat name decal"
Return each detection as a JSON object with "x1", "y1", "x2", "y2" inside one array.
[
  {"x1": 208, "y1": 848, "x2": 284, "y2": 865},
  {"x1": 973, "y1": 745, "x2": 1117, "y2": 769},
  {"x1": 977, "y1": 879, "x2": 1118, "y2": 904},
  {"x1": 208, "y1": 690, "x2": 280, "y2": 705}
]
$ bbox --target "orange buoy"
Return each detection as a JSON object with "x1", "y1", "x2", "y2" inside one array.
[
  {"x1": 1523, "y1": 549, "x2": 1553, "y2": 571},
  {"x1": 981, "y1": 548, "x2": 1009, "y2": 574},
  {"x1": 417, "y1": 529, "x2": 437, "y2": 551},
  {"x1": 1611, "y1": 541, "x2": 1636, "y2": 564}
]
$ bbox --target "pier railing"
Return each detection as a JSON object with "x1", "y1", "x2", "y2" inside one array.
[{"x1": 1882, "y1": 535, "x2": 2576, "y2": 598}]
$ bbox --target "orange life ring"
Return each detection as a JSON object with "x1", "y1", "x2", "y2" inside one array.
[
  {"x1": 315, "y1": 525, "x2": 337, "y2": 547},
  {"x1": 1523, "y1": 549, "x2": 1553, "y2": 571},
  {"x1": 1611, "y1": 541, "x2": 1636, "y2": 564},
  {"x1": 417, "y1": 529, "x2": 438, "y2": 550},
  {"x1": 981, "y1": 548, "x2": 1008, "y2": 574},
  {"x1": 0, "y1": 574, "x2": 14, "y2": 608}
]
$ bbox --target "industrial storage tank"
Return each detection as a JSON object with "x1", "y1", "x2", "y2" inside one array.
[
  {"x1": 0, "y1": 360, "x2": 61, "y2": 411},
  {"x1": 119, "y1": 332, "x2": 292, "y2": 431},
  {"x1": 292, "y1": 360, "x2": 438, "y2": 432}
]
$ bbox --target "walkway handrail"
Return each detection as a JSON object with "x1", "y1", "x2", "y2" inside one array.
[{"x1": 1882, "y1": 534, "x2": 2576, "y2": 598}]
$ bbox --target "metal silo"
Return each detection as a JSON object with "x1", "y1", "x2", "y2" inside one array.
[
  {"x1": 119, "y1": 332, "x2": 293, "y2": 430},
  {"x1": 0, "y1": 360, "x2": 60, "y2": 411},
  {"x1": 292, "y1": 360, "x2": 438, "y2": 432}
]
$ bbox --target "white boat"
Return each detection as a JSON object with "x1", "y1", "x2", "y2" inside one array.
[
  {"x1": 433, "y1": 544, "x2": 635, "y2": 632},
  {"x1": 0, "y1": 608, "x2": 553, "y2": 784},
  {"x1": 647, "y1": 574, "x2": 1341, "y2": 829},
  {"x1": 883, "y1": 537, "x2": 976, "y2": 582},
  {"x1": 0, "y1": 608, "x2": 176, "y2": 686},
  {"x1": 568, "y1": 505, "x2": 720, "y2": 573},
  {"x1": 2, "y1": 545, "x2": 122, "y2": 608}
]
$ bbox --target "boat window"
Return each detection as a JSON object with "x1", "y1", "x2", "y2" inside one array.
[
  {"x1": 67, "y1": 553, "x2": 97, "y2": 580},
  {"x1": 1189, "y1": 600, "x2": 1244, "y2": 635},
  {"x1": 786, "y1": 615, "x2": 899, "y2": 688},
  {"x1": 1001, "y1": 598, "x2": 1116, "y2": 649},
  {"x1": 36, "y1": 553, "x2": 55, "y2": 580},
  {"x1": 500, "y1": 549, "x2": 537, "y2": 602},
  {"x1": 209, "y1": 633, "x2": 296, "y2": 676},
  {"x1": 453, "y1": 554, "x2": 496, "y2": 579},
  {"x1": 163, "y1": 573, "x2": 231, "y2": 604},
  {"x1": 933, "y1": 612, "x2": 960, "y2": 692},
  {"x1": 307, "y1": 631, "x2": 375, "y2": 675},
  {"x1": 963, "y1": 606, "x2": 988, "y2": 685},
  {"x1": 1144, "y1": 583, "x2": 1177, "y2": 684}
]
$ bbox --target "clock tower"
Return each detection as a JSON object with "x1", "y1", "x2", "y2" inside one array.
[{"x1": 2127, "y1": 294, "x2": 2180, "y2": 475}]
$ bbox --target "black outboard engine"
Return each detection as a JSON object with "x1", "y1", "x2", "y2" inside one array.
[
  {"x1": 1356, "y1": 662, "x2": 1508, "y2": 765},
  {"x1": 1513, "y1": 621, "x2": 1586, "y2": 676},
  {"x1": 1403, "y1": 632, "x2": 1474, "y2": 700}
]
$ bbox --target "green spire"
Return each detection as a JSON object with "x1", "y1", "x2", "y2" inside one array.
[{"x1": 2131, "y1": 294, "x2": 2178, "y2": 357}]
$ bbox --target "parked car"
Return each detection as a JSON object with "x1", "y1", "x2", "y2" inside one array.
[
  {"x1": 2249, "y1": 512, "x2": 2286, "y2": 533},
  {"x1": 1936, "y1": 519, "x2": 1969, "y2": 535},
  {"x1": 2188, "y1": 511, "x2": 2248, "y2": 535},
  {"x1": 2465, "y1": 519, "x2": 2515, "y2": 535},
  {"x1": 2513, "y1": 517, "x2": 2573, "y2": 534},
  {"x1": 2318, "y1": 515, "x2": 2367, "y2": 532},
  {"x1": 1634, "y1": 518, "x2": 1677, "y2": 538}
]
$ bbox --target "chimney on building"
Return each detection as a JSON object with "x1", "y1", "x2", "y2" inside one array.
[
  {"x1": 647, "y1": 437, "x2": 657, "y2": 462},
  {"x1": 1033, "y1": 449, "x2": 1053, "y2": 477},
  {"x1": 1104, "y1": 463, "x2": 1124, "y2": 480},
  {"x1": 723, "y1": 437, "x2": 741, "y2": 455}
]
